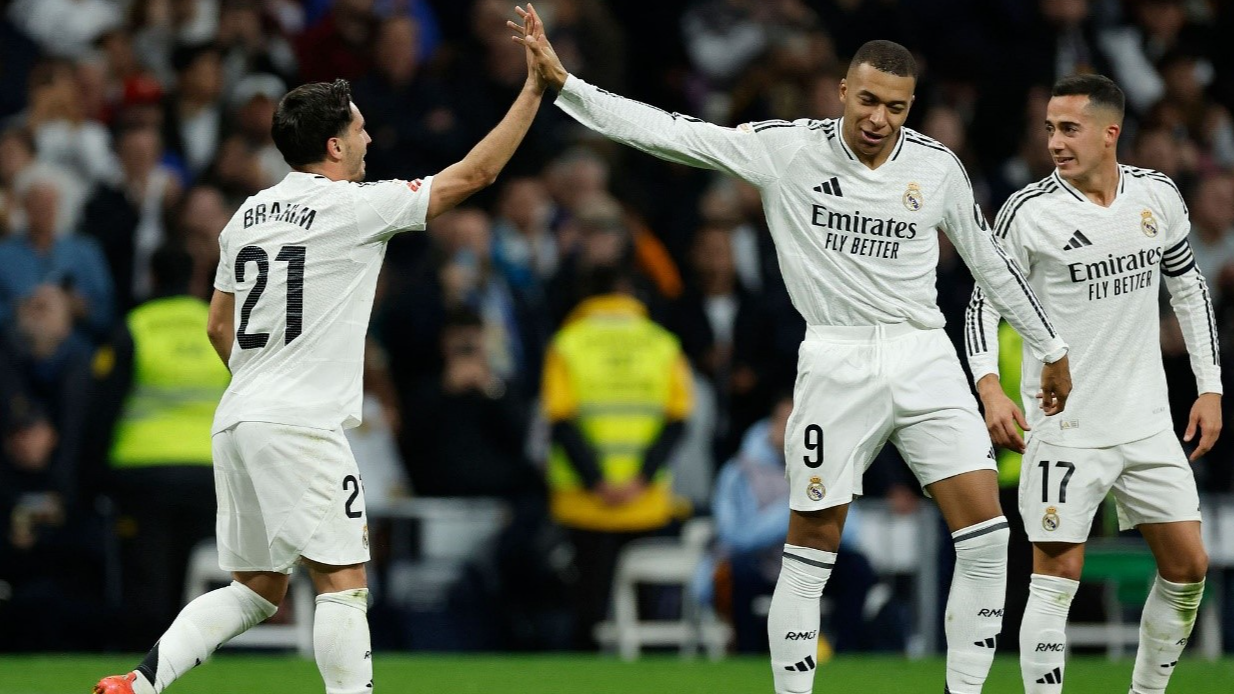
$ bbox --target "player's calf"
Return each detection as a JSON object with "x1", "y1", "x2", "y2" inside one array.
[
  {"x1": 1130, "y1": 575, "x2": 1204, "y2": 694},
  {"x1": 1020, "y1": 573, "x2": 1079, "y2": 694},
  {"x1": 944, "y1": 516, "x2": 1009, "y2": 694}
]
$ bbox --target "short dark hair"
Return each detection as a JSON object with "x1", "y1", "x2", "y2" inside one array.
[
  {"x1": 271, "y1": 79, "x2": 354, "y2": 169},
  {"x1": 1052, "y1": 74, "x2": 1125, "y2": 121},
  {"x1": 849, "y1": 40, "x2": 917, "y2": 78}
]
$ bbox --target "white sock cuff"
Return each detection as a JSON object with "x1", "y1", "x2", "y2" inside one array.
[
  {"x1": 1153, "y1": 575, "x2": 1204, "y2": 608},
  {"x1": 1030, "y1": 573, "x2": 1080, "y2": 598},
  {"x1": 952, "y1": 516, "x2": 1010, "y2": 545},
  {"x1": 316, "y1": 588, "x2": 370, "y2": 612},
  {"x1": 782, "y1": 544, "x2": 837, "y2": 569},
  {"x1": 229, "y1": 580, "x2": 279, "y2": 619}
]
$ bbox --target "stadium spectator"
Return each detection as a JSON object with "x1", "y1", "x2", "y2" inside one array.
[
  {"x1": 82, "y1": 123, "x2": 183, "y2": 311},
  {"x1": 699, "y1": 393, "x2": 880, "y2": 653},
  {"x1": 401, "y1": 306, "x2": 538, "y2": 498},
  {"x1": 541, "y1": 264, "x2": 693, "y2": 650},
  {"x1": 490, "y1": 175, "x2": 559, "y2": 297},
  {"x1": 294, "y1": 0, "x2": 376, "y2": 84},
  {"x1": 161, "y1": 42, "x2": 225, "y2": 177},
  {"x1": 23, "y1": 58, "x2": 119, "y2": 187},
  {"x1": 0, "y1": 168, "x2": 115, "y2": 346}
]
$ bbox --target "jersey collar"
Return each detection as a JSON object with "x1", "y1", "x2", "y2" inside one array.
[
  {"x1": 1051, "y1": 167, "x2": 1125, "y2": 206},
  {"x1": 834, "y1": 117, "x2": 907, "y2": 168}
]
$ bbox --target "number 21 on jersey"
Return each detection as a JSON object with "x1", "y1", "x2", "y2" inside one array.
[{"x1": 235, "y1": 245, "x2": 306, "y2": 349}]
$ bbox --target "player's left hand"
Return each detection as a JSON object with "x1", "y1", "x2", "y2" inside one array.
[
  {"x1": 1185, "y1": 392, "x2": 1222, "y2": 462},
  {"x1": 509, "y1": 4, "x2": 568, "y2": 91}
]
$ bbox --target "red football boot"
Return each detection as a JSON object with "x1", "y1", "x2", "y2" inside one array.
[{"x1": 93, "y1": 672, "x2": 138, "y2": 694}]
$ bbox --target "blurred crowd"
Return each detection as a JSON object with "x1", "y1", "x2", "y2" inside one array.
[{"x1": 0, "y1": 0, "x2": 1232, "y2": 654}]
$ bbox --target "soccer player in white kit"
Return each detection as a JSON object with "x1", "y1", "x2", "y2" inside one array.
[
  {"x1": 516, "y1": 9, "x2": 1072, "y2": 694},
  {"x1": 966, "y1": 75, "x2": 1222, "y2": 694},
  {"x1": 93, "y1": 8, "x2": 551, "y2": 694}
]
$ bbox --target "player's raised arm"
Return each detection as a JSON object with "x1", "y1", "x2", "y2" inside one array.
[
  {"x1": 424, "y1": 6, "x2": 549, "y2": 220},
  {"x1": 940, "y1": 165, "x2": 1071, "y2": 415},
  {"x1": 518, "y1": 4, "x2": 788, "y2": 187}
]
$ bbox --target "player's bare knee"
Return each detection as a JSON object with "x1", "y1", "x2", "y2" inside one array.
[
  {"x1": 1033, "y1": 543, "x2": 1084, "y2": 581},
  {"x1": 303, "y1": 559, "x2": 368, "y2": 594},
  {"x1": 786, "y1": 506, "x2": 845, "y2": 551},
  {"x1": 1158, "y1": 549, "x2": 1209, "y2": 584},
  {"x1": 233, "y1": 571, "x2": 290, "y2": 606}
]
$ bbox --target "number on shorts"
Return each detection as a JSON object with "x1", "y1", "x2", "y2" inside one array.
[
  {"x1": 1038, "y1": 460, "x2": 1076, "y2": 503},
  {"x1": 342, "y1": 474, "x2": 362, "y2": 518},
  {"x1": 803, "y1": 424, "x2": 824, "y2": 468}
]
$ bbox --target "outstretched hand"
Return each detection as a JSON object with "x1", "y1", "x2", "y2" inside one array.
[{"x1": 508, "y1": 3, "x2": 568, "y2": 92}]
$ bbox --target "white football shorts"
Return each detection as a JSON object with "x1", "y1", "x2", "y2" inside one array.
[
  {"x1": 1020, "y1": 427, "x2": 1201, "y2": 543},
  {"x1": 786, "y1": 323, "x2": 995, "y2": 511},
  {"x1": 213, "y1": 421, "x2": 371, "y2": 573}
]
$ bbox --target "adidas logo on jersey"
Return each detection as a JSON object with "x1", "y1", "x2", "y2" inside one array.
[
  {"x1": 1062, "y1": 229, "x2": 1093, "y2": 251},
  {"x1": 1036, "y1": 667, "x2": 1063, "y2": 684},
  {"x1": 784, "y1": 655, "x2": 816, "y2": 672},
  {"x1": 974, "y1": 636, "x2": 997, "y2": 648},
  {"x1": 813, "y1": 176, "x2": 844, "y2": 197}
]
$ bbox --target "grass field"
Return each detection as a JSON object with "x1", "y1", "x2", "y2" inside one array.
[{"x1": 4, "y1": 654, "x2": 1234, "y2": 694}]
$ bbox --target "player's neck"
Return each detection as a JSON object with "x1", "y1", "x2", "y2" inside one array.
[
  {"x1": 299, "y1": 162, "x2": 349, "y2": 181},
  {"x1": 1062, "y1": 160, "x2": 1120, "y2": 208}
]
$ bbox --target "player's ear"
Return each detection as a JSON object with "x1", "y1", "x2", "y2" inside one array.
[{"x1": 838, "y1": 78, "x2": 848, "y2": 103}]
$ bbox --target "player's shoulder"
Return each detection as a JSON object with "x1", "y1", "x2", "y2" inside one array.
[
  {"x1": 898, "y1": 127, "x2": 969, "y2": 180},
  {"x1": 736, "y1": 117, "x2": 828, "y2": 140},
  {"x1": 992, "y1": 174, "x2": 1067, "y2": 237},
  {"x1": 1119, "y1": 163, "x2": 1187, "y2": 211}
]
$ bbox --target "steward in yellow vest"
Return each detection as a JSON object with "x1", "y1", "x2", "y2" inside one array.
[
  {"x1": 540, "y1": 269, "x2": 693, "y2": 649},
  {"x1": 542, "y1": 291, "x2": 693, "y2": 532},
  {"x1": 104, "y1": 247, "x2": 229, "y2": 645}
]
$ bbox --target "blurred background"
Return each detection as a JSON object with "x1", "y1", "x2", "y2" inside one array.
[{"x1": 0, "y1": 0, "x2": 1232, "y2": 665}]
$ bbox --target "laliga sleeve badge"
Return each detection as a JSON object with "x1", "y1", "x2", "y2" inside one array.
[
  {"x1": 902, "y1": 182, "x2": 924, "y2": 212},
  {"x1": 806, "y1": 476, "x2": 826, "y2": 502},
  {"x1": 1042, "y1": 507, "x2": 1060, "y2": 532},
  {"x1": 362, "y1": 524, "x2": 370, "y2": 549},
  {"x1": 1141, "y1": 209, "x2": 1158, "y2": 237}
]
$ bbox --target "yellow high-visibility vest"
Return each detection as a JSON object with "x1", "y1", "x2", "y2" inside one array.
[
  {"x1": 542, "y1": 295, "x2": 692, "y2": 531},
  {"x1": 110, "y1": 296, "x2": 230, "y2": 468}
]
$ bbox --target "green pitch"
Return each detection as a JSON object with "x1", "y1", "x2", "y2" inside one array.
[{"x1": 4, "y1": 654, "x2": 1234, "y2": 693}]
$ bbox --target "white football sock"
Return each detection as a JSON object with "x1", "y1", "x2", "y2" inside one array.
[
  {"x1": 945, "y1": 517, "x2": 1009, "y2": 694},
  {"x1": 1020, "y1": 573, "x2": 1079, "y2": 694},
  {"x1": 315, "y1": 589, "x2": 373, "y2": 694},
  {"x1": 134, "y1": 581, "x2": 278, "y2": 693},
  {"x1": 1130, "y1": 576, "x2": 1203, "y2": 694},
  {"x1": 768, "y1": 544, "x2": 835, "y2": 694}
]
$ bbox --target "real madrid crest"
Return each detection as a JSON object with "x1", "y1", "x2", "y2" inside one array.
[
  {"x1": 1042, "y1": 506, "x2": 1060, "y2": 532},
  {"x1": 903, "y1": 182, "x2": 924, "y2": 212},
  {"x1": 806, "y1": 476, "x2": 826, "y2": 502},
  {"x1": 1141, "y1": 209, "x2": 1158, "y2": 237}
]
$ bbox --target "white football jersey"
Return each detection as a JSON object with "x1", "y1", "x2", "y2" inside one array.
[
  {"x1": 966, "y1": 166, "x2": 1222, "y2": 448},
  {"x1": 555, "y1": 76, "x2": 1067, "y2": 361},
  {"x1": 212, "y1": 172, "x2": 433, "y2": 434}
]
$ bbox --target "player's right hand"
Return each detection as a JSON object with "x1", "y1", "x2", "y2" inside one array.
[
  {"x1": 1038, "y1": 353, "x2": 1071, "y2": 416},
  {"x1": 979, "y1": 386, "x2": 1030, "y2": 454},
  {"x1": 509, "y1": 4, "x2": 568, "y2": 91}
]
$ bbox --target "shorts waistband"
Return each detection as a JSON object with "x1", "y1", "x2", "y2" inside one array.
[{"x1": 805, "y1": 322, "x2": 931, "y2": 343}]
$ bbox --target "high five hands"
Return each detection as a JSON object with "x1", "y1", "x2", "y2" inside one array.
[{"x1": 509, "y1": 4, "x2": 568, "y2": 92}]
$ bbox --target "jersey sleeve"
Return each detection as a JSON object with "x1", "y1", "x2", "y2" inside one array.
[
  {"x1": 352, "y1": 176, "x2": 434, "y2": 243},
  {"x1": 940, "y1": 162, "x2": 1067, "y2": 363},
  {"x1": 964, "y1": 196, "x2": 1036, "y2": 381},
  {"x1": 1159, "y1": 186, "x2": 1223, "y2": 394},
  {"x1": 213, "y1": 230, "x2": 234, "y2": 293},
  {"x1": 554, "y1": 75, "x2": 802, "y2": 187}
]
